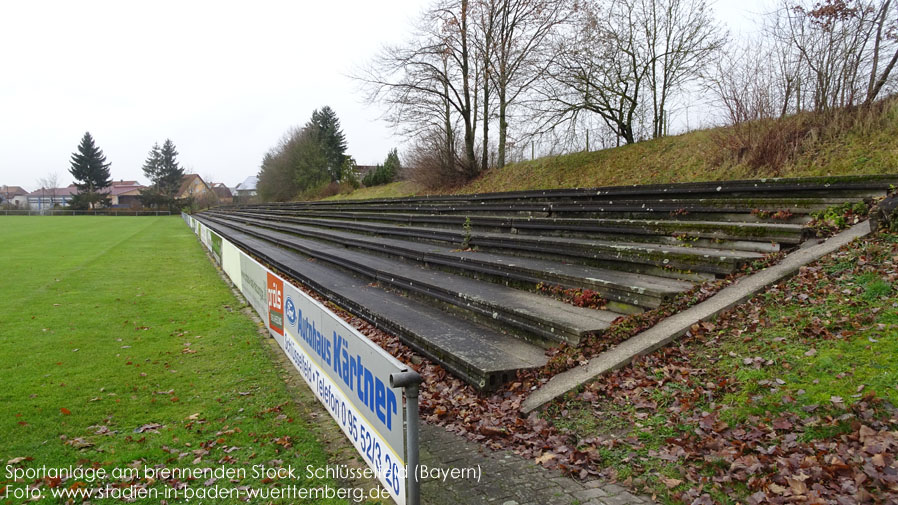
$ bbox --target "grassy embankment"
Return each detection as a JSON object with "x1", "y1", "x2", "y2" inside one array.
[
  {"x1": 331, "y1": 97, "x2": 898, "y2": 199},
  {"x1": 0, "y1": 217, "x2": 359, "y2": 504},
  {"x1": 546, "y1": 230, "x2": 898, "y2": 504}
]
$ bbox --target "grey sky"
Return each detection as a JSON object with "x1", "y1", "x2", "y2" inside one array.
[{"x1": 0, "y1": 0, "x2": 768, "y2": 190}]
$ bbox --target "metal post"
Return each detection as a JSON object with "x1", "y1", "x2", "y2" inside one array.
[
  {"x1": 406, "y1": 383, "x2": 421, "y2": 505},
  {"x1": 391, "y1": 370, "x2": 423, "y2": 505}
]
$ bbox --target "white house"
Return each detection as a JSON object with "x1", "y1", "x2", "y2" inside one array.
[{"x1": 1, "y1": 185, "x2": 29, "y2": 208}]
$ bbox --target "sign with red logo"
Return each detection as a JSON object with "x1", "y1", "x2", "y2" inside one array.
[{"x1": 267, "y1": 273, "x2": 284, "y2": 335}]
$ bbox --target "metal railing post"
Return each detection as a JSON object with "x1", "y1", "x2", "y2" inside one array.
[{"x1": 390, "y1": 370, "x2": 423, "y2": 505}]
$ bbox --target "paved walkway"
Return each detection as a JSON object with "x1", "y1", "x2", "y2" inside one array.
[{"x1": 420, "y1": 423, "x2": 653, "y2": 505}]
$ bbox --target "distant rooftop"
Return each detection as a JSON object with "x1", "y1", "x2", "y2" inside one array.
[
  {"x1": 235, "y1": 176, "x2": 258, "y2": 192},
  {"x1": 1, "y1": 185, "x2": 29, "y2": 196},
  {"x1": 26, "y1": 184, "x2": 79, "y2": 197}
]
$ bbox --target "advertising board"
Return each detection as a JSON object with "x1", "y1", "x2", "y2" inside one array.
[{"x1": 183, "y1": 214, "x2": 411, "y2": 505}]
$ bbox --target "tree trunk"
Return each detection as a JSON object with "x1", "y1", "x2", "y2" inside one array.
[
  {"x1": 482, "y1": 61, "x2": 490, "y2": 172},
  {"x1": 868, "y1": 46, "x2": 898, "y2": 105},
  {"x1": 443, "y1": 75, "x2": 455, "y2": 174},
  {"x1": 867, "y1": 0, "x2": 891, "y2": 103},
  {"x1": 459, "y1": 0, "x2": 478, "y2": 175},
  {"x1": 498, "y1": 88, "x2": 508, "y2": 167}
]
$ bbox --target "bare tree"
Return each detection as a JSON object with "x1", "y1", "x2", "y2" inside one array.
[
  {"x1": 644, "y1": 0, "x2": 727, "y2": 138},
  {"x1": 866, "y1": 0, "x2": 898, "y2": 103},
  {"x1": 769, "y1": 0, "x2": 897, "y2": 112},
  {"x1": 360, "y1": 0, "x2": 482, "y2": 179},
  {"x1": 707, "y1": 39, "x2": 780, "y2": 125},
  {"x1": 536, "y1": 0, "x2": 724, "y2": 145},
  {"x1": 536, "y1": 1, "x2": 646, "y2": 145},
  {"x1": 474, "y1": 0, "x2": 497, "y2": 172},
  {"x1": 37, "y1": 172, "x2": 60, "y2": 209},
  {"x1": 480, "y1": 0, "x2": 572, "y2": 167}
]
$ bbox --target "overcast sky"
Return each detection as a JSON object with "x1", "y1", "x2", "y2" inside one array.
[{"x1": 0, "y1": 0, "x2": 769, "y2": 190}]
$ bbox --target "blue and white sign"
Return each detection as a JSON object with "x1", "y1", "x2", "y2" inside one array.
[
  {"x1": 285, "y1": 295, "x2": 297, "y2": 326},
  {"x1": 183, "y1": 214, "x2": 411, "y2": 505}
]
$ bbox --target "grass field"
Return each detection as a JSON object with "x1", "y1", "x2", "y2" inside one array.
[{"x1": 0, "y1": 217, "x2": 358, "y2": 504}]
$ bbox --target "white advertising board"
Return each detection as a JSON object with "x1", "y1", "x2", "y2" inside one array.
[{"x1": 184, "y1": 215, "x2": 410, "y2": 505}]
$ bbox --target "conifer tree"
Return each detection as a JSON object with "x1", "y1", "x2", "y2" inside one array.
[
  {"x1": 308, "y1": 106, "x2": 347, "y2": 181},
  {"x1": 157, "y1": 139, "x2": 184, "y2": 199},
  {"x1": 139, "y1": 139, "x2": 184, "y2": 210},
  {"x1": 68, "y1": 132, "x2": 112, "y2": 209}
]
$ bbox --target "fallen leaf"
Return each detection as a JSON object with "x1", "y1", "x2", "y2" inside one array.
[
  {"x1": 660, "y1": 477, "x2": 683, "y2": 488},
  {"x1": 134, "y1": 423, "x2": 163, "y2": 434},
  {"x1": 535, "y1": 452, "x2": 557, "y2": 465}
]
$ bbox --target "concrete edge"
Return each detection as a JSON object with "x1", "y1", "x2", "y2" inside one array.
[{"x1": 521, "y1": 220, "x2": 874, "y2": 414}]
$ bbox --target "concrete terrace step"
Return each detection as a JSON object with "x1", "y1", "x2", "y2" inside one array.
[
  {"x1": 203, "y1": 175, "x2": 895, "y2": 390},
  {"x1": 201, "y1": 214, "x2": 618, "y2": 346},
  {"x1": 265, "y1": 196, "x2": 854, "y2": 215},
  {"x1": 241, "y1": 208, "x2": 805, "y2": 249},
  {"x1": 197, "y1": 217, "x2": 547, "y2": 390},
  {"x1": 239, "y1": 174, "x2": 897, "y2": 207},
  {"x1": 214, "y1": 210, "x2": 763, "y2": 277},
  {"x1": 204, "y1": 211, "x2": 693, "y2": 311},
  {"x1": 247, "y1": 201, "x2": 816, "y2": 225}
]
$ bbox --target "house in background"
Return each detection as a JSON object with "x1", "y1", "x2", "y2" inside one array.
[
  {"x1": 1, "y1": 185, "x2": 29, "y2": 208},
  {"x1": 355, "y1": 165, "x2": 377, "y2": 180},
  {"x1": 177, "y1": 174, "x2": 212, "y2": 200},
  {"x1": 105, "y1": 180, "x2": 146, "y2": 208},
  {"x1": 234, "y1": 176, "x2": 258, "y2": 203},
  {"x1": 177, "y1": 174, "x2": 219, "y2": 209},
  {"x1": 26, "y1": 184, "x2": 78, "y2": 209},
  {"x1": 210, "y1": 182, "x2": 233, "y2": 204}
]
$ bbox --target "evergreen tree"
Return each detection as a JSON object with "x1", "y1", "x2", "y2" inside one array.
[
  {"x1": 157, "y1": 139, "x2": 184, "y2": 198},
  {"x1": 362, "y1": 148, "x2": 401, "y2": 187},
  {"x1": 141, "y1": 142, "x2": 162, "y2": 181},
  {"x1": 293, "y1": 125, "x2": 330, "y2": 191},
  {"x1": 383, "y1": 148, "x2": 400, "y2": 182},
  {"x1": 68, "y1": 132, "x2": 112, "y2": 209},
  {"x1": 139, "y1": 143, "x2": 164, "y2": 208},
  {"x1": 139, "y1": 139, "x2": 184, "y2": 210},
  {"x1": 307, "y1": 106, "x2": 347, "y2": 181}
]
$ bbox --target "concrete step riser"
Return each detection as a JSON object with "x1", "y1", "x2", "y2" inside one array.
[
  {"x1": 223, "y1": 212, "x2": 750, "y2": 276},
  {"x1": 245, "y1": 210, "x2": 801, "y2": 248},
  {"x1": 204, "y1": 215, "x2": 588, "y2": 347},
  {"x1": 246, "y1": 174, "x2": 893, "y2": 205},
  {"x1": 350, "y1": 196, "x2": 863, "y2": 207},
  {"x1": 257, "y1": 204, "x2": 816, "y2": 219},
  {"x1": 208, "y1": 212, "x2": 680, "y2": 310},
  {"x1": 214, "y1": 211, "x2": 719, "y2": 282},
  {"x1": 264, "y1": 201, "x2": 835, "y2": 214},
  {"x1": 247, "y1": 205, "x2": 814, "y2": 225},
  {"x1": 203, "y1": 223, "x2": 517, "y2": 389},
  {"x1": 470, "y1": 245, "x2": 718, "y2": 283}
]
